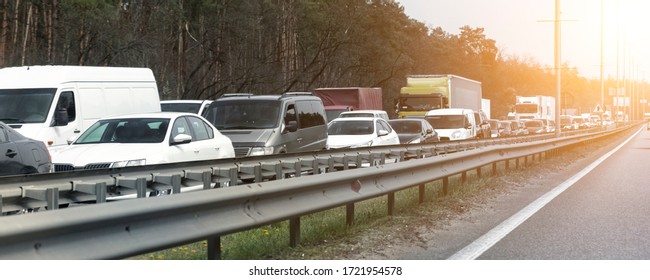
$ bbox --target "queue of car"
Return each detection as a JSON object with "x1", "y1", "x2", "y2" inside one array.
[{"x1": 0, "y1": 88, "x2": 613, "y2": 178}]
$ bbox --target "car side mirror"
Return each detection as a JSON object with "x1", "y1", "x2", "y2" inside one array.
[
  {"x1": 66, "y1": 136, "x2": 77, "y2": 145},
  {"x1": 285, "y1": 120, "x2": 298, "y2": 133},
  {"x1": 378, "y1": 129, "x2": 389, "y2": 137},
  {"x1": 426, "y1": 128, "x2": 433, "y2": 134},
  {"x1": 171, "y1": 134, "x2": 192, "y2": 145},
  {"x1": 54, "y1": 110, "x2": 69, "y2": 126}
]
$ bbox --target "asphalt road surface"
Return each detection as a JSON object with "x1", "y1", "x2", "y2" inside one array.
[{"x1": 452, "y1": 127, "x2": 650, "y2": 259}]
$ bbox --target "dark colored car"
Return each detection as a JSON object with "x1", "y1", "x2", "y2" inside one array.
[
  {"x1": 388, "y1": 119, "x2": 440, "y2": 144},
  {"x1": 0, "y1": 121, "x2": 52, "y2": 176}
]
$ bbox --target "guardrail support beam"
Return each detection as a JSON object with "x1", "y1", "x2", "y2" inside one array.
[
  {"x1": 72, "y1": 182, "x2": 107, "y2": 203},
  {"x1": 116, "y1": 177, "x2": 148, "y2": 198},
  {"x1": 153, "y1": 174, "x2": 182, "y2": 194},
  {"x1": 23, "y1": 187, "x2": 59, "y2": 210}
]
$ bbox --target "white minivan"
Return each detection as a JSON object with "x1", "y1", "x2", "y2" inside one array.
[
  {"x1": 424, "y1": 108, "x2": 478, "y2": 141},
  {"x1": 0, "y1": 65, "x2": 161, "y2": 153}
]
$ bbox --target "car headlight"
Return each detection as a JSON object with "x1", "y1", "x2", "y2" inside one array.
[
  {"x1": 451, "y1": 130, "x2": 462, "y2": 139},
  {"x1": 112, "y1": 159, "x2": 146, "y2": 168},
  {"x1": 249, "y1": 147, "x2": 274, "y2": 156}
]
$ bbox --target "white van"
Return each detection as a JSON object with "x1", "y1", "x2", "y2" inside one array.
[
  {"x1": 424, "y1": 108, "x2": 477, "y2": 141},
  {"x1": 0, "y1": 65, "x2": 161, "y2": 153}
]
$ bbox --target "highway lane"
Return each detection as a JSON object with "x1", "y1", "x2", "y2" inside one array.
[{"x1": 469, "y1": 127, "x2": 650, "y2": 259}]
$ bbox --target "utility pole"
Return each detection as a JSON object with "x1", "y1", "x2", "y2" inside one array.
[
  {"x1": 554, "y1": 0, "x2": 561, "y2": 137},
  {"x1": 600, "y1": 0, "x2": 604, "y2": 113}
]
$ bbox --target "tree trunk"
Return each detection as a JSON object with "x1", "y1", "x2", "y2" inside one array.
[{"x1": 21, "y1": 2, "x2": 32, "y2": 65}]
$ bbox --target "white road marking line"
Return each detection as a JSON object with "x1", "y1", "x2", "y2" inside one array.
[{"x1": 447, "y1": 127, "x2": 643, "y2": 260}]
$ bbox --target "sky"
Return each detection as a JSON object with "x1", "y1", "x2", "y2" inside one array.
[{"x1": 395, "y1": 0, "x2": 650, "y2": 81}]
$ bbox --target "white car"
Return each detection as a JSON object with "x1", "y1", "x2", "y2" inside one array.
[
  {"x1": 326, "y1": 117, "x2": 400, "y2": 149},
  {"x1": 53, "y1": 112, "x2": 235, "y2": 171}
]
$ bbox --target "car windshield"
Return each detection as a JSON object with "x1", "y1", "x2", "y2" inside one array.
[
  {"x1": 75, "y1": 118, "x2": 169, "y2": 144},
  {"x1": 0, "y1": 88, "x2": 56, "y2": 124},
  {"x1": 204, "y1": 100, "x2": 281, "y2": 129},
  {"x1": 399, "y1": 96, "x2": 443, "y2": 111},
  {"x1": 161, "y1": 102, "x2": 201, "y2": 114},
  {"x1": 425, "y1": 115, "x2": 465, "y2": 129},
  {"x1": 328, "y1": 120, "x2": 374, "y2": 135},
  {"x1": 389, "y1": 120, "x2": 421, "y2": 134}
]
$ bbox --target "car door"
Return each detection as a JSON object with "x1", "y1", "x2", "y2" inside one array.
[
  {"x1": 377, "y1": 119, "x2": 399, "y2": 145},
  {"x1": 168, "y1": 116, "x2": 224, "y2": 162},
  {"x1": 0, "y1": 125, "x2": 24, "y2": 176},
  {"x1": 186, "y1": 116, "x2": 227, "y2": 159}
]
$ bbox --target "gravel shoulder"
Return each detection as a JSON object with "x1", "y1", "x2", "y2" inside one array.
[{"x1": 273, "y1": 128, "x2": 639, "y2": 260}]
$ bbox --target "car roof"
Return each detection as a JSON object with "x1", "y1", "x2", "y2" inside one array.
[
  {"x1": 161, "y1": 100, "x2": 211, "y2": 104},
  {"x1": 215, "y1": 93, "x2": 319, "y2": 102},
  {"x1": 425, "y1": 108, "x2": 472, "y2": 116},
  {"x1": 100, "y1": 112, "x2": 201, "y2": 120},
  {"x1": 330, "y1": 117, "x2": 380, "y2": 122},
  {"x1": 341, "y1": 110, "x2": 387, "y2": 114},
  {"x1": 389, "y1": 118, "x2": 424, "y2": 123}
]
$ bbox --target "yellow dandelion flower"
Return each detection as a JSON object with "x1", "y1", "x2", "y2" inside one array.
[{"x1": 263, "y1": 229, "x2": 269, "y2": 235}]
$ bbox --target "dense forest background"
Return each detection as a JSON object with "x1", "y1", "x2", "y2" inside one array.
[{"x1": 0, "y1": 0, "x2": 628, "y2": 118}]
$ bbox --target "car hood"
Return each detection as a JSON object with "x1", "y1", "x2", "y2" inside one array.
[
  {"x1": 53, "y1": 143, "x2": 164, "y2": 166},
  {"x1": 327, "y1": 134, "x2": 375, "y2": 148},
  {"x1": 219, "y1": 129, "x2": 274, "y2": 146}
]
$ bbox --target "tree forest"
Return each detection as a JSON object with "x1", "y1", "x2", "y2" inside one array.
[{"x1": 0, "y1": 0, "x2": 625, "y2": 119}]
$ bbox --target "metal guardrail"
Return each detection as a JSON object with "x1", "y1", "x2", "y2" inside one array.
[
  {"x1": 0, "y1": 132, "x2": 557, "y2": 214},
  {"x1": 0, "y1": 125, "x2": 633, "y2": 259}
]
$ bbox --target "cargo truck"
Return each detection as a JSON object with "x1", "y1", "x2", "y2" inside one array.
[
  {"x1": 396, "y1": 75, "x2": 482, "y2": 118},
  {"x1": 507, "y1": 95, "x2": 556, "y2": 121},
  {"x1": 312, "y1": 87, "x2": 383, "y2": 122}
]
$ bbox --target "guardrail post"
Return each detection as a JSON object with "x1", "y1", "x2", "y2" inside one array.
[
  {"x1": 346, "y1": 203, "x2": 355, "y2": 226},
  {"x1": 516, "y1": 158, "x2": 520, "y2": 169},
  {"x1": 387, "y1": 192, "x2": 395, "y2": 216},
  {"x1": 442, "y1": 177, "x2": 449, "y2": 196},
  {"x1": 461, "y1": 171, "x2": 467, "y2": 184},
  {"x1": 289, "y1": 217, "x2": 301, "y2": 247},
  {"x1": 505, "y1": 159, "x2": 510, "y2": 170},
  {"x1": 207, "y1": 236, "x2": 221, "y2": 260},
  {"x1": 492, "y1": 162, "x2": 497, "y2": 175},
  {"x1": 418, "y1": 184, "x2": 425, "y2": 203},
  {"x1": 202, "y1": 171, "x2": 212, "y2": 190}
]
